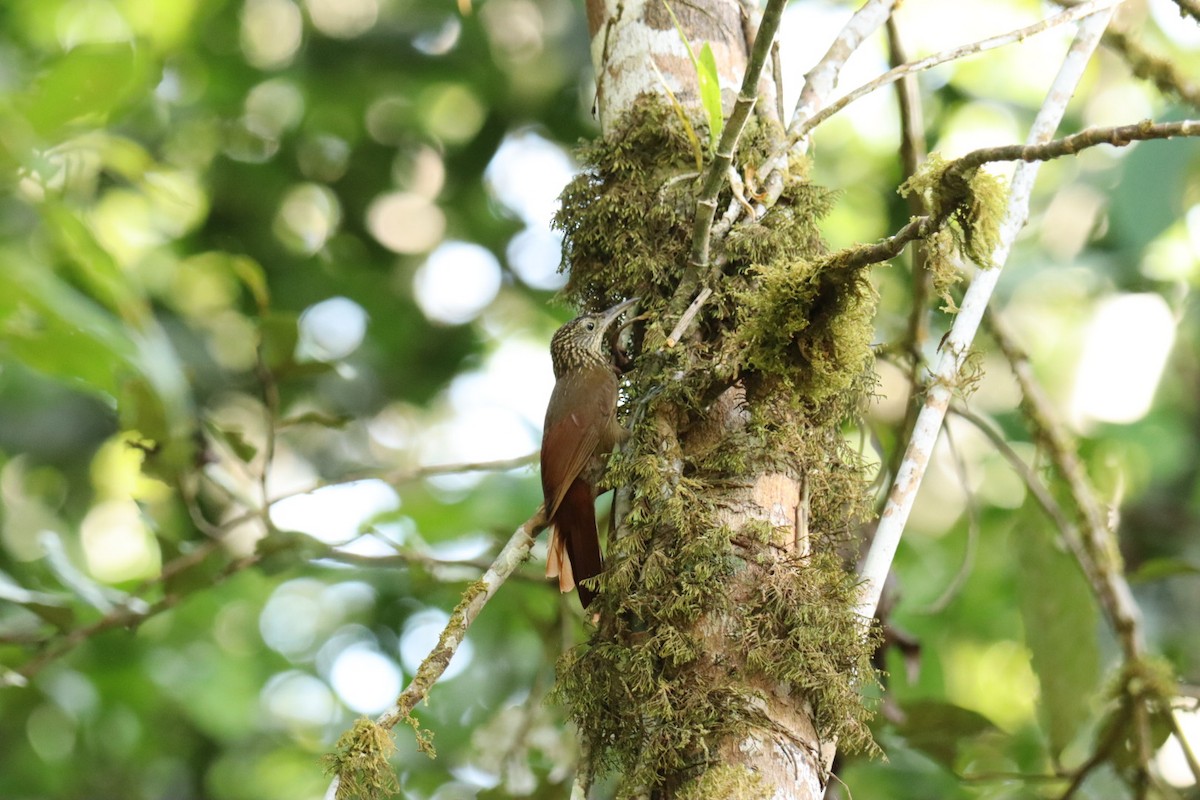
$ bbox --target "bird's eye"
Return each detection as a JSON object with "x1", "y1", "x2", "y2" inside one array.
[{"x1": 585, "y1": 321, "x2": 595, "y2": 330}]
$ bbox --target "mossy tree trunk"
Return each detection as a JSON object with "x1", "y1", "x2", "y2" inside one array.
[{"x1": 554, "y1": 1, "x2": 880, "y2": 798}]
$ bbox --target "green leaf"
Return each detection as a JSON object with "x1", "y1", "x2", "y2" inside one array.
[
  {"x1": 697, "y1": 43, "x2": 724, "y2": 147},
  {"x1": 1127, "y1": 557, "x2": 1200, "y2": 583},
  {"x1": 20, "y1": 43, "x2": 160, "y2": 137},
  {"x1": 1013, "y1": 523, "x2": 1101, "y2": 758},
  {"x1": 661, "y1": 0, "x2": 724, "y2": 151},
  {"x1": 895, "y1": 699, "x2": 1000, "y2": 771}
]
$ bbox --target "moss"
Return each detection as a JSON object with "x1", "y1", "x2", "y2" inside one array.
[
  {"x1": 899, "y1": 153, "x2": 1008, "y2": 312},
  {"x1": 677, "y1": 764, "x2": 771, "y2": 800},
  {"x1": 322, "y1": 718, "x2": 399, "y2": 800},
  {"x1": 551, "y1": 96, "x2": 880, "y2": 796}
]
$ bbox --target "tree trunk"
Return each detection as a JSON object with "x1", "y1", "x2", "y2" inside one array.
[{"x1": 554, "y1": 2, "x2": 879, "y2": 798}]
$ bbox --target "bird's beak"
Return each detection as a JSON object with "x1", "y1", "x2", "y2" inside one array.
[{"x1": 597, "y1": 297, "x2": 639, "y2": 330}]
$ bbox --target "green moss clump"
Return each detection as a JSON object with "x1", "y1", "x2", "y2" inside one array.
[
  {"x1": 677, "y1": 764, "x2": 771, "y2": 800},
  {"x1": 899, "y1": 153, "x2": 1008, "y2": 311},
  {"x1": 322, "y1": 718, "x2": 399, "y2": 800}
]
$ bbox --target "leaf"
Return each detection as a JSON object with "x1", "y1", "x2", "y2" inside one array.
[
  {"x1": 895, "y1": 699, "x2": 1000, "y2": 771},
  {"x1": 661, "y1": 0, "x2": 724, "y2": 151},
  {"x1": 20, "y1": 43, "x2": 160, "y2": 137},
  {"x1": 1013, "y1": 523, "x2": 1101, "y2": 759},
  {"x1": 697, "y1": 43, "x2": 724, "y2": 147},
  {"x1": 1127, "y1": 557, "x2": 1200, "y2": 584},
  {"x1": 278, "y1": 411, "x2": 352, "y2": 430}
]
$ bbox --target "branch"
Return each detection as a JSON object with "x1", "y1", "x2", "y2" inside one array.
[
  {"x1": 218, "y1": 452, "x2": 538, "y2": 534},
  {"x1": 985, "y1": 309, "x2": 1146, "y2": 659},
  {"x1": 820, "y1": 117, "x2": 1200, "y2": 274},
  {"x1": 1171, "y1": 0, "x2": 1200, "y2": 23},
  {"x1": 854, "y1": 7, "x2": 1117, "y2": 621},
  {"x1": 9, "y1": 553, "x2": 260, "y2": 683},
  {"x1": 792, "y1": 0, "x2": 1122, "y2": 145},
  {"x1": 1103, "y1": 27, "x2": 1200, "y2": 108},
  {"x1": 378, "y1": 508, "x2": 544, "y2": 729},
  {"x1": 789, "y1": 0, "x2": 897, "y2": 142}
]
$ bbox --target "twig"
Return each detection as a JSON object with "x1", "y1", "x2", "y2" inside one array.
[
  {"x1": 917, "y1": 420, "x2": 978, "y2": 614},
  {"x1": 1103, "y1": 27, "x2": 1200, "y2": 108},
  {"x1": 666, "y1": 287, "x2": 713, "y2": 346},
  {"x1": 218, "y1": 452, "x2": 539, "y2": 533},
  {"x1": 855, "y1": 7, "x2": 1117, "y2": 621},
  {"x1": 789, "y1": 0, "x2": 898, "y2": 143},
  {"x1": 986, "y1": 310, "x2": 1146, "y2": 657},
  {"x1": 375, "y1": 508, "x2": 546, "y2": 732},
  {"x1": 11, "y1": 553, "x2": 260, "y2": 682},
  {"x1": 791, "y1": 0, "x2": 1123, "y2": 145},
  {"x1": 1171, "y1": 0, "x2": 1200, "y2": 23}
]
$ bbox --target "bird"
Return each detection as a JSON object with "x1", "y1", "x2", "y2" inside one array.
[{"x1": 540, "y1": 297, "x2": 638, "y2": 608}]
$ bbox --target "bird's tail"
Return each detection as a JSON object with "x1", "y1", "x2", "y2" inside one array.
[{"x1": 545, "y1": 478, "x2": 602, "y2": 608}]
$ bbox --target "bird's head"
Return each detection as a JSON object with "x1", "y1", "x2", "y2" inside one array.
[{"x1": 549, "y1": 297, "x2": 638, "y2": 378}]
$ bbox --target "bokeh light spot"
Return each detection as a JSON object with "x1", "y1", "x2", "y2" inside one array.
[
  {"x1": 419, "y1": 83, "x2": 486, "y2": 145},
  {"x1": 240, "y1": 0, "x2": 303, "y2": 69},
  {"x1": 1070, "y1": 293, "x2": 1175, "y2": 427},
  {"x1": 80, "y1": 500, "x2": 161, "y2": 583},
  {"x1": 297, "y1": 296, "x2": 368, "y2": 361},
  {"x1": 330, "y1": 644, "x2": 402, "y2": 714},
  {"x1": 273, "y1": 183, "x2": 341, "y2": 255},
  {"x1": 304, "y1": 0, "x2": 378, "y2": 39},
  {"x1": 413, "y1": 241, "x2": 501, "y2": 325},
  {"x1": 366, "y1": 191, "x2": 445, "y2": 254},
  {"x1": 270, "y1": 479, "x2": 399, "y2": 544}
]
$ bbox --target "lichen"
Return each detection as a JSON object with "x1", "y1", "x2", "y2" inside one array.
[{"x1": 550, "y1": 95, "x2": 880, "y2": 796}]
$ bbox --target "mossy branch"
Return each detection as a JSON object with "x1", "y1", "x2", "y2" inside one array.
[
  {"x1": 821, "y1": 118, "x2": 1200, "y2": 274},
  {"x1": 325, "y1": 508, "x2": 546, "y2": 799}
]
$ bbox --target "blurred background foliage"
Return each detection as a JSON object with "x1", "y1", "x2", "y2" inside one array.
[{"x1": 0, "y1": 0, "x2": 1197, "y2": 798}]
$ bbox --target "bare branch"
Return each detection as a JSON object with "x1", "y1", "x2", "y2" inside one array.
[
  {"x1": 821, "y1": 117, "x2": 1199, "y2": 274},
  {"x1": 792, "y1": 0, "x2": 1122, "y2": 144},
  {"x1": 375, "y1": 508, "x2": 546, "y2": 732},
  {"x1": 790, "y1": 0, "x2": 898, "y2": 141},
  {"x1": 855, "y1": 7, "x2": 1117, "y2": 621}
]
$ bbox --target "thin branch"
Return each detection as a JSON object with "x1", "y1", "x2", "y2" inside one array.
[
  {"x1": 1171, "y1": 0, "x2": 1200, "y2": 23},
  {"x1": 789, "y1": 0, "x2": 898, "y2": 142},
  {"x1": 951, "y1": 118, "x2": 1200, "y2": 173},
  {"x1": 855, "y1": 7, "x2": 1116, "y2": 621},
  {"x1": 791, "y1": 0, "x2": 1122, "y2": 145},
  {"x1": 218, "y1": 452, "x2": 538, "y2": 533},
  {"x1": 10, "y1": 553, "x2": 260, "y2": 682},
  {"x1": 375, "y1": 507, "x2": 546, "y2": 732},
  {"x1": 1103, "y1": 27, "x2": 1200, "y2": 108},
  {"x1": 986, "y1": 309, "x2": 1146, "y2": 658},
  {"x1": 821, "y1": 117, "x2": 1200, "y2": 274},
  {"x1": 917, "y1": 420, "x2": 979, "y2": 614}
]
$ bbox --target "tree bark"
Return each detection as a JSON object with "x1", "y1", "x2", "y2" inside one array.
[{"x1": 558, "y1": 2, "x2": 876, "y2": 798}]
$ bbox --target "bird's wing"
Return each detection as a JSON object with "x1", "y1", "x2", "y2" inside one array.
[{"x1": 540, "y1": 368, "x2": 616, "y2": 518}]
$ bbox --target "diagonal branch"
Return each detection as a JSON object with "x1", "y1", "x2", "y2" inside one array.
[
  {"x1": 791, "y1": 0, "x2": 1122, "y2": 145},
  {"x1": 854, "y1": 6, "x2": 1117, "y2": 621}
]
